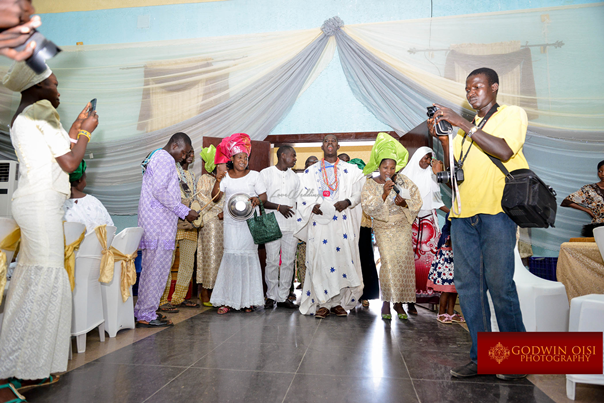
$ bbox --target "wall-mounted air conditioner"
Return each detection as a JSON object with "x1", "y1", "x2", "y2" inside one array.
[{"x1": 0, "y1": 161, "x2": 18, "y2": 217}]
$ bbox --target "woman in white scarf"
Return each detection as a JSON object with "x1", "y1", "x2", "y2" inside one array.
[{"x1": 401, "y1": 147, "x2": 449, "y2": 314}]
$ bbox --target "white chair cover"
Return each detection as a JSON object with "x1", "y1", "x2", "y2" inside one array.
[
  {"x1": 71, "y1": 225, "x2": 116, "y2": 353},
  {"x1": 100, "y1": 227, "x2": 144, "y2": 338},
  {"x1": 593, "y1": 227, "x2": 604, "y2": 259},
  {"x1": 488, "y1": 246, "x2": 569, "y2": 332},
  {"x1": 566, "y1": 294, "x2": 604, "y2": 400}
]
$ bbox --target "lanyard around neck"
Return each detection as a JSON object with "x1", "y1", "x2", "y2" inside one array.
[{"x1": 458, "y1": 103, "x2": 500, "y2": 167}]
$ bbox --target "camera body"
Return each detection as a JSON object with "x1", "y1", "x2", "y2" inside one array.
[
  {"x1": 436, "y1": 161, "x2": 464, "y2": 184},
  {"x1": 13, "y1": 30, "x2": 61, "y2": 74},
  {"x1": 427, "y1": 106, "x2": 453, "y2": 136}
]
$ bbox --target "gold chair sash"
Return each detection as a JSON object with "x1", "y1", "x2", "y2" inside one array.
[
  {"x1": 95, "y1": 225, "x2": 115, "y2": 283},
  {"x1": 64, "y1": 229, "x2": 86, "y2": 291},
  {"x1": 0, "y1": 226, "x2": 20, "y2": 307},
  {"x1": 110, "y1": 246, "x2": 137, "y2": 302}
]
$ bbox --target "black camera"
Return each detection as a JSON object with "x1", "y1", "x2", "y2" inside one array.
[
  {"x1": 427, "y1": 106, "x2": 453, "y2": 136},
  {"x1": 436, "y1": 161, "x2": 464, "y2": 184},
  {"x1": 13, "y1": 30, "x2": 61, "y2": 74}
]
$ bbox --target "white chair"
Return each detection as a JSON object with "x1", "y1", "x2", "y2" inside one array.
[
  {"x1": 0, "y1": 217, "x2": 18, "y2": 334},
  {"x1": 593, "y1": 226, "x2": 604, "y2": 259},
  {"x1": 566, "y1": 294, "x2": 604, "y2": 400},
  {"x1": 100, "y1": 227, "x2": 143, "y2": 338},
  {"x1": 71, "y1": 225, "x2": 116, "y2": 353},
  {"x1": 489, "y1": 246, "x2": 569, "y2": 332}
]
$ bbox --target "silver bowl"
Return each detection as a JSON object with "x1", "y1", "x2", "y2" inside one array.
[{"x1": 227, "y1": 193, "x2": 254, "y2": 221}]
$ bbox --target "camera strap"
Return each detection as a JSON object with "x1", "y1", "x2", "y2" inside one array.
[
  {"x1": 458, "y1": 103, "x2": 500, "y2": 167},
  {"x1": 451, "y1": 103, "x2": 500, "y2": 217}
]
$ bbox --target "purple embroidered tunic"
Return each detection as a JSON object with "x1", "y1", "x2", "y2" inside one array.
[{"x1": 138, "y1": 149, "x2": 190, "y2": 250}]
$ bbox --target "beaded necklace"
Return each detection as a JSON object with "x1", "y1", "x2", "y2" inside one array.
[{"x1": 321, "y1": 158, "x2": 339, "y2": 192}]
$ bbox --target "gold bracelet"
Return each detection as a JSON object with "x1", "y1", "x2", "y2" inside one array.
[{"x1": 77, "y1": 130, "x2": 91, "y2": 141}]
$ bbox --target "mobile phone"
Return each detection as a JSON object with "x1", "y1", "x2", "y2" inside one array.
[{"x1": 90, "y1": 98, "x2": 97, "y2": 112}]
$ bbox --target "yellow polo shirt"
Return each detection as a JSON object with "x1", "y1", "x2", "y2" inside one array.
[{"x1": 451, "y1": 105, "x2": 529, "y2": 219}]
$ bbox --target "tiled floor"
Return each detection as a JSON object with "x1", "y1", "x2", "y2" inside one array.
[{"x1": 22, "y1": 301, "x2": 604, "y2": 403}]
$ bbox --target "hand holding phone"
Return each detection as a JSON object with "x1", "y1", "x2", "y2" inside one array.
[{"x1": 89, "y1": 98, "x2": 97, "y2": 112}]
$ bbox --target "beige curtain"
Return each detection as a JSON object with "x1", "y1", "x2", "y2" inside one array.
[{"x1": 138, "y1": 56, "x2": 229, "y2": 132}]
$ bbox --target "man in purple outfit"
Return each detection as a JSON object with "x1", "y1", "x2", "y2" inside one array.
[{"x1": 135, "y1": 132, "x2": 199, "y2": 327}]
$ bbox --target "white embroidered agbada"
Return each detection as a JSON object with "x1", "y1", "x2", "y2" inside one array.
[{"x1": 295, "y1": 160, "x2": 365, "y2": 315}]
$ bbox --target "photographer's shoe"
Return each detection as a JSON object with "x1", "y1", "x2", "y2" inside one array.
[
  {"x1": 496, "y1": 374, "x2": 527, "y2": 381},
  {"x1": 450, "y1": 361, "x2": 478, "y2": 378}
]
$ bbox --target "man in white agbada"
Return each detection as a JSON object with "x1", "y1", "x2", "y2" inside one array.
[{"x1": 295, "y1": 135, "x2": 364, "y2": 318}]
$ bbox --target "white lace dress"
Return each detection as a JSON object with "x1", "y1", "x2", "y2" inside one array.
[
  {"x1": 64, "y1": 194, "x2": 114, "y2": 234},
  {"x1": 0, "y1": 101, "x2": 72, "y2": 379},
  {"x1": 210, "y1": 171, "x2": 266, "y2": 310}
]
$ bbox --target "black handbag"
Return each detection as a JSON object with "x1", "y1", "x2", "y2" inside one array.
[
  {"x1": 246, "y1": 200, "x2": 283, "y2": 244},
  {"x1": 488, "y1": 156, "x2": 557, "y2": 228}
]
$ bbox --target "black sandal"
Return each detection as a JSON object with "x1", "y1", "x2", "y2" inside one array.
[
  {"x1": 158, "y1": 303, "x2": 179, "y2": 313},
  {"x1": 136, "y1": 319, "x2": 174, "y2": 327},
  {"x1": 178, "y1": 300, "x2": 201, "y2": 308}
]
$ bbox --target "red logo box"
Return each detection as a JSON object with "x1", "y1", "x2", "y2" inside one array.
[{"x1": 478, "y1": 332, "x2": 603, "y2": 374}]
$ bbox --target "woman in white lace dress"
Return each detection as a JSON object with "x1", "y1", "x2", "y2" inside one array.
[
  {"x1": 209, "y1": 133, "x2": 267, "y2": 314},
  {"x1": 63, "y1": 160, "x2": 114, "y2": 234},
  {"x1": 0, "y1": 62, "x2": 98, "y2": 401}
]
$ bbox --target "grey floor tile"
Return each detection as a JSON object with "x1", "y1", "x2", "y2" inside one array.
[
  {"x1": 227, "y1": 324, "x2": 316, "y2": 346},
  {"x1": 96, "y1": 334, "x2": 216, "y2": 367},
  {"x1": 283, "y1": 374, "x2": 419, "y2": 403},
  {"x1": 297, "y1": 343, "x2": 410, "y2": 379},
  {"x1": 413, "y1": 379, "x2": 555, "y2": 403},
  {"x1": 192, "y1": 341, "x2": 306, "y2": 373},
  {"x1": 144, "y1": 368, "x2": 294, "y2": 403},
  {"x1": 26, "y1": 361, "x2": 184, "y2": 403},
  {"x1": 401, "y1": 349, "x2": 533, "y2": 385}
]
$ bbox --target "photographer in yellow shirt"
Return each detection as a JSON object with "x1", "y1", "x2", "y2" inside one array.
[{"x1": 429, "y1": 67, "x2": 527, "y2": 380}]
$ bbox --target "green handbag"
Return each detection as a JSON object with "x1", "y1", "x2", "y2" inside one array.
[{"x1": 246, "y1": 200, "x2": 282, "y2": 245}]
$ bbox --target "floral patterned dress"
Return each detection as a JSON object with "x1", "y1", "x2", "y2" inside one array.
[
  {"x1": 563, "y1": 183, "x2": 604, "y2": 224},
  {"x1": 361, "y1": 175, "x2": 422, "y2": 303}
]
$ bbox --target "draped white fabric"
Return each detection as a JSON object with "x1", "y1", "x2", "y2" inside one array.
[{"x1": 0, "y1": 4, "x2": 602, "y2": 252}]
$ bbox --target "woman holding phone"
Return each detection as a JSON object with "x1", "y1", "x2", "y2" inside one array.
[{"x1": 0, "y1": 61, "x2": 98, "y2": 402}]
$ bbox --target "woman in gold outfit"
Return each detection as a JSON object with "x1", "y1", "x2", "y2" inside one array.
[{"x1": 361, "y1": 133, "x2": 422, "y2": 320}]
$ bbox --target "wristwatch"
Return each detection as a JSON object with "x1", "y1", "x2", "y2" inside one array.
[{"x1": 467, "y1": 126, "x2": 478, "y2": 138}]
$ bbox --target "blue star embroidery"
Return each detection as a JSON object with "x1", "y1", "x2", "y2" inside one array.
[
  {"x1": 312, "y1": 299, "x2": 315, "y2": 303},
  {"x1": 302, "y1": 202, "x2": 306, "y2": 205},
  {"x1": 343, "y1": 214, "x2": 347, "y2": 220},
  {"x1": 351, "y1": 299, "x2": 355, "y2": 302},
  {"x1": 323, "y1": 239, "x2": 328, "y2": 244},
  {"x1": 306, "y1": 290, "x2": 311, "y2": 296},
  {"x1": 332, "y1": 215, "x2": 338, "y2": 221},
  {"x1": 342, "y1": 273, "x2": 347, "y2": 278},
  {"x1": 324, "y1": 289, "x2": 328, "y2": 294},
  {"x1": 313, "y1": 222, "x2": 317, "y2": 226},
  {"x1": 305, "y1": 169, "x2": 309, "y2": 173},
  {"x1": 297, "y1": 218, "x2": 302, "y2": 222},
  {"x1": 336, "y1": 247, "x2": 341, "y2": 252},
  {"x1": 344, "y1": 169, "x2": 348, "y2": 173},
  {"x1": 330, "y1": 267, "x2": 335, "y2": 273},
  {"x1": 343, "y1": 234, "x2": 348, "y2": 239}
]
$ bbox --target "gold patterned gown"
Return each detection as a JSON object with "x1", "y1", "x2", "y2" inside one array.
[
  {"x1": 361, "y1": 174, "x2": 422, "y2": 303},
  {"x1": 196, "y1": 174, "x2": 225, "y2": 288}
]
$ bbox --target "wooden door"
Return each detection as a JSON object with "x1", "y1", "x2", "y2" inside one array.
[{"x1": 201, "y1": 137, "x2": 271, "y2": 174}]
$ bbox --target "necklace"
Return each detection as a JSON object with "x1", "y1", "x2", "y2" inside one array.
[{"x1": 321, "y1": 158, "x2": 339, "y2": 192}]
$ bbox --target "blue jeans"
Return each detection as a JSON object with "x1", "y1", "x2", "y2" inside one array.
[{"x1": 451, "y1": 213, "x2": 525, "y2": 362}]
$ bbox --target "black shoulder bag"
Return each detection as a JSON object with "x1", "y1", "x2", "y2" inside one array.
[{"x1": 474, "y1": 105, "x2": 557, "y2": 228}]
